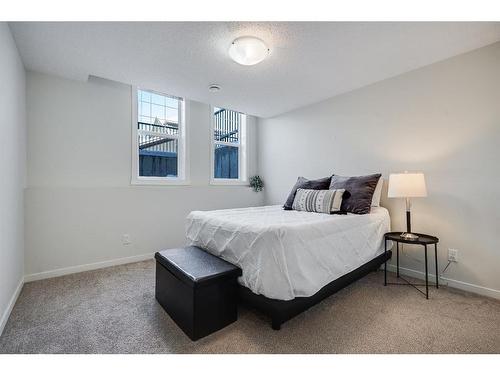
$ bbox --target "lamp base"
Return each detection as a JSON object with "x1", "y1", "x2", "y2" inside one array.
[{"x1": 400, "y1": 232, "x2": 419, "y2": 240}]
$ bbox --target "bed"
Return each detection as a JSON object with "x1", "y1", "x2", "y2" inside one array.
[{"x1": 186, "y1": 205, "x2": 392, "y2": 329}]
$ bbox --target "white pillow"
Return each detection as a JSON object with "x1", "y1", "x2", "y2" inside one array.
[
  {"x1": 371, "y1": 177, "x2": 383, "y2": 207},
  {"x1": 292, "y1": 188, "x2": 345, "y2": 214}
]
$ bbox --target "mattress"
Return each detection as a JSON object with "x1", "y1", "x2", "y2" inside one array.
[{"x1": 186, "y1": 205, "x2": 390, "y2": 301}]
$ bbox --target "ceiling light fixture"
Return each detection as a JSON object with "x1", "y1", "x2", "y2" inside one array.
[
  {"x1": 208, "y1": 84, "x2": 221, "y2": 92},
  {"x1": 229, "y1": 36, "x2": 269, "y2": 66}
]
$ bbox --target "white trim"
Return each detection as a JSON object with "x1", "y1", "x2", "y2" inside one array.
[
  {"x1": 0, "y1": 278, "x2": 24, "y2": 337},
  {"x1": 209, "y1": 106, "x2": 248, "y2": 184},
  {"x1": 385, "y1": 264, "x2": 500, "y2": 300},
  {"x1": 209, "y1": 179, "x2": 249, "y2": 186},
  {"x1": 214, "y1": 140, "x2": 238, "y2": 146},
  {"x1": 131, "y1": 177, "x2": 191, "y2": 186},
  {"x1": 24, "y1": 252, "x2": 155, "y2": 283},
  {"x1": 239, "y1": 113, "x2": 249, "y2": 184},
  {"x1": 130, "y1": 87, "x2": 189, "y2": 186}
]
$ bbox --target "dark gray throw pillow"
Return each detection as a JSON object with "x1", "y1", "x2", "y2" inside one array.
[
  {"x1": 329, "y1": 173, "x2": 381, "y2": 214},
  {"x1": 283, "y1": 176, "x2": 332, "y2": 210}
]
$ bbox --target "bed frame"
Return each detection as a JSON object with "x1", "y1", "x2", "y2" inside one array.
[{"x1": 238, "y1": 250, "x2": 392, "y2": 330}]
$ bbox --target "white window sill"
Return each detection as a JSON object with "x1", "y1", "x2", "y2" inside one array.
[
  {"x1": 209, "y1": 179, "x2": 249, "y2": 186},
  {"x1": 131, "y1": 178, "x2": 191, "y2": 186}
]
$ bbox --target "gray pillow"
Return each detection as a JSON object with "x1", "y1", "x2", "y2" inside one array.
[
  {"x1": 283, "y1": 176, "x2": 332, "y2": 210},
  {"x1": 329, "y1": 173, "x2": 381, "y2": 214}
]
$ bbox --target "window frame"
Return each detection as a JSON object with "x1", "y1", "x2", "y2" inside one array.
[
  {"x1": 131, "y1": 87, "x2": 189, "y2": 185},
  {"x1": 209, "y1": 106, "x2": 248, "y2": 185}
]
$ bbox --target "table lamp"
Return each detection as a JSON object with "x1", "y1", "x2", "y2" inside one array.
[{"x1": 387, "y1": 171, "x2": 427, "y2": 240}]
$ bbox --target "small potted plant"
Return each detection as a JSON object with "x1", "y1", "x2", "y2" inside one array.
[{"x1": 249, "y1": 175, "x2": 264, "y2": 192}]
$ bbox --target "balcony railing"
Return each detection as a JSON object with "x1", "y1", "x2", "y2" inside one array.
[
  {"x1": 214, "y1": 108, "x2": 240, "y2": 143},
  {"x1": 138, "y1": 121, "x2": 178, "y2": 153},
  {"x1": 137, "y1": 109, "x2": 241, "y2": 178}
]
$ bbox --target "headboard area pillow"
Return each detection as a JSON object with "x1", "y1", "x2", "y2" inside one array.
[
  {"x1": 292, "y1": 188, "x2": 345, "y2": 214},
  {"x1": 329, "y1": 173, "x2": 381, "y2": 214},
  {"x1": 283, "y1": 176, "x2": 332, "y2": 210}
]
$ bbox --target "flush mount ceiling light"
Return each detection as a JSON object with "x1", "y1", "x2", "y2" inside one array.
[
  {"x1": 229, "y1": 36, "x2": 269, "y2": 66},
  {"x1": 208, "y1": 84, "x2": 221, "y2": 92}
]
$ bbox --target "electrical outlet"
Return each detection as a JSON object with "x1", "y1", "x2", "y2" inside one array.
[
  {"x1": 448, "y1": 249, "x2": 458, "y2": 262},
  {"x1": 122, "y1": 234, "x2": 131, "y2": 245}
]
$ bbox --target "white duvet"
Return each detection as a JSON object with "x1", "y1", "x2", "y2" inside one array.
[{"x1": 186, "y1": 205, "x2": 390, "y2": 301}]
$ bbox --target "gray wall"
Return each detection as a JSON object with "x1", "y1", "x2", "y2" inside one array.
[
  {"x1": 258, "y1": 42, "x2": 500, "y2": 297},
  {"x1": 25, "y1": 71, "x2": 263, "y2": 276},
  {"x1": 0, "y1": 23, "x2": 26, "y2": 334}
]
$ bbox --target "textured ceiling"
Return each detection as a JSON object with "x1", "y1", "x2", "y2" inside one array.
[{"x1": 9, "y1": 22, "x2": 500, "y2": 117}]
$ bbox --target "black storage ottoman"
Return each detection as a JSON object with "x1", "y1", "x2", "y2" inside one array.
[{"x1": 155, "y1": 246, "x2": 242, "y2": 341}]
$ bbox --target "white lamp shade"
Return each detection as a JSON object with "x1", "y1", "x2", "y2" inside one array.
[
  {"x1": 229, "y1": 36, "x2": 269, "y2": 66},
  {"x1": 387, "y1": 172, "x2": 427, "y2": 198}
]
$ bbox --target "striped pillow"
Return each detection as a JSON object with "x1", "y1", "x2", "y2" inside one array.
[{"x1": 292, "y1": 188, "x2": 346, "y2": 214}]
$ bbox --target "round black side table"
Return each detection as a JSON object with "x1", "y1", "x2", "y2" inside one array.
[{"x1": 384, "y1": 232, "x2": 439, "y2": 299}]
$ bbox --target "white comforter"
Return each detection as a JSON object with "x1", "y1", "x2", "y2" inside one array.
[{"x1": 186, "y1": 205, "x2": 390, "y2": 301}]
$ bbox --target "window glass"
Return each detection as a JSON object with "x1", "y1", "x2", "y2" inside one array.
[
  {"x1": 212, "y1": 107, "x2": 244, "y2": 180},
  {"x1": 213, "y1": 107, "x2": 240, "y2": 143},
  {"x1": 214, "y1": 144, "x2": 239, "y2": 179},
  {"x1": 137, "y1": 89, "x2": 182, "y2": 178}
]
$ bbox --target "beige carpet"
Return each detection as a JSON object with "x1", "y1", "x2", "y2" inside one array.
[{"x1": 1, "y1": 260, "x2": 499, "y2": 354}]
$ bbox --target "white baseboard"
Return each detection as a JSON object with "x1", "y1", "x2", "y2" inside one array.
[
  {"x1": 24, "y1": 252, "x2": 155, "y2": 283},
  {"x1": 0, "y1": 278, "x2": 24, "y2": 337},
  {"x1": 385, "y1": 264, "x2": 500, "y2": 300}
]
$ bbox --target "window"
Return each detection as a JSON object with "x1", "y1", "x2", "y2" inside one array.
[
  {"x1": 132, "y1": 89, "x2": 187, "y2": 184},
  {"x1": 211, "y1": 107, "x2": 247, "y2": 183}
]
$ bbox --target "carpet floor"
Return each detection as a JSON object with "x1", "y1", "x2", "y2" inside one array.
[{"x1": 1, "y1": 260, "x2": 499, "y2": 354}]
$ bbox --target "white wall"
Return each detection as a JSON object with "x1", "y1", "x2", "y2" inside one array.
[
  {"x1": 25, "y1": 71, "x2": 263, "y2": 277},
  {"x1": 258, "y1": 42, "x2": 500, "y2": 296},
  {"x1": 0, "y1": 23, "x2": 26, "y2": 334}
]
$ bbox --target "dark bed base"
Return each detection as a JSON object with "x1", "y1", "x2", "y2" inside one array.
[{"x1": 238, "y1": 250, "x2": 392, "y2": 330}]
